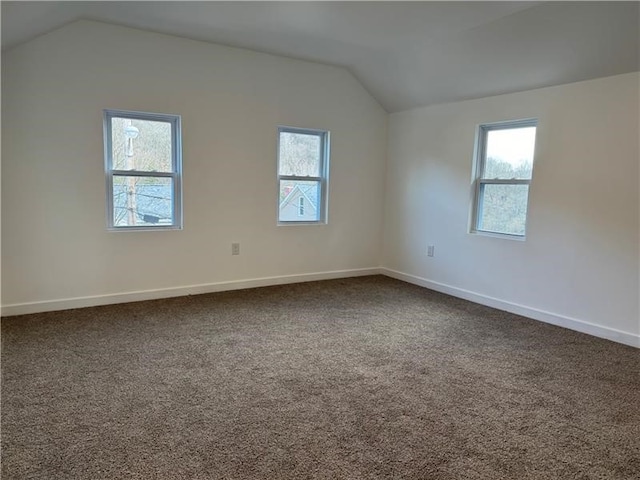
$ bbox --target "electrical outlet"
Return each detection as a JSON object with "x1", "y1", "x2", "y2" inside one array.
[
  {"x1": 427, "y1": 245, "x2": 435, "y2": 257},
  {"x1": 231, "y1": 243, "x2": 240, "y2": 255}
]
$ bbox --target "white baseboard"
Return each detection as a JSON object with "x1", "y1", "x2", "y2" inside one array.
[
  {"x1": 4, "y1": 267, "x2": 638, "y2": 349},
  {"x1": 381, "y1": 268, "x2": 639, "y2": 349},
  {"x1": 1, "y1": 268, "x2": 381, "y2": 317}
]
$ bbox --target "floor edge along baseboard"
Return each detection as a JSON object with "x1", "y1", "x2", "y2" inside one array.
[
  {"x1": 380, "y1": 268, "x2": 639, "y2": 349},
  {"x1": 3, "y1": 267, "x2": 638, "y2": 349},
  {"x1": 0, "y1": 268, "x2": 381, "y2": 317}
]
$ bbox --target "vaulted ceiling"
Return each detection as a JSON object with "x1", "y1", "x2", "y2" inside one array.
[{"x1": 2, "y1": 1, "x2": 638, "y2": 112}]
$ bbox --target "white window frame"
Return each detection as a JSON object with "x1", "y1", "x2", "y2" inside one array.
[
  {"x1": 277, "y1": 126, "x2": 329, "y2": 225},
  {"x1": 103, "y1": 109, "x2": 183, "y2": 231},
  {"x1": 471, "y1": 118, "x2": 537, "y2": 239}
]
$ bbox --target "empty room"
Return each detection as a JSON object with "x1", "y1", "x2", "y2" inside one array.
[{"x1": 1, "y1": 2, "x2": 638, "y2": 479}]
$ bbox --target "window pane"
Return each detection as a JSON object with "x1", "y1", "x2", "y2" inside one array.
[
  {"x1": 278, "y1": 132, "x2": 321, "y2": 176},
  {"x1": 113, "y1": 176, "x2": 173, "y2": 227},
  {"x1": 111, "y1": 117, "x2": 173, "y2": 172},
  {"x1": 484, "y1": 127, "x2": 536, "y2": 179},
  {"x1": 279, "y1": 180, "x2": 320, "y2": 222},
  {"x1": 478, "y1": 184, "x2": 529, "y2": 236}
]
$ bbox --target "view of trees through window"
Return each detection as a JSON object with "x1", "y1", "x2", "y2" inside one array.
[
  {"x1": 278, "y1": 131, "x2": 321, "y2": 178},
  {"x1": 477, "y1": 159, "x2": 531, "y2": 236}
]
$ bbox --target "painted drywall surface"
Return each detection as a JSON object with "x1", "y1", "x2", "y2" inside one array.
[
  {"x1": 383, "y1": 72, "x2": 640, "y2": 338},
  {"x1": 1, "y1": 20, "x2": 387, "y2": 306}
]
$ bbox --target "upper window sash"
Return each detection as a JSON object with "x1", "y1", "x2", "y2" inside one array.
[
  {"x1": 277, "y1": 126, "x2": 328, "y2": 175},
  {"x1": 475, "y1": 118, "x2": 537, "y2": 181},
  {"x1": 104, "y1": 109, "x2": 182, "y2": 175}
]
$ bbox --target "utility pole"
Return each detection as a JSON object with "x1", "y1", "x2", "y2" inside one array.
[{"x1": 124, "y1": 120, "x2": 139, "y2": 226}]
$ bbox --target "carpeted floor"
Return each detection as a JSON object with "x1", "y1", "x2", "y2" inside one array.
[{"x1": 1, "y1": 275, "x2": 639, "y2": 479}]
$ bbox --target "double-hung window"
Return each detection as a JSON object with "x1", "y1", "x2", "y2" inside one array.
[
  {"x1": 277, "y1": 126, "x2": 329, "y2": 224},
  {"x1": 471, "y1": 119, "x2": 537, "y2": 238},
  {"x1": 104, "y1": 109, "x2": 182, "y2": 230}
]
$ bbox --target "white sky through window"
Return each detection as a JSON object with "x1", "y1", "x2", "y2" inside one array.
[{"x1": 486, "y1": 127, "x2": 536, "y2": 166}]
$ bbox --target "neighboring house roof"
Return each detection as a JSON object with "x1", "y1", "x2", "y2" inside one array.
[{"x1": 279, "y1": 183, "x2": 318, "y2": 211}]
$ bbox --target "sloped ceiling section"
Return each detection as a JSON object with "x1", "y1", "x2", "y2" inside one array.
[{"x1": 2, "y1": 1, "x2": 638, "y2": 112}]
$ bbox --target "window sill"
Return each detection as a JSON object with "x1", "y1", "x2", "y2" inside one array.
[
  {"x1": 277, "y1": 221, "x2": 327, "y2": 227},
  {"x1": 108, "y1": 226, "x2": 183, "y2": 232},
  {"x1": 470, "y1": 230, "x2": 526, "y2": 241}
]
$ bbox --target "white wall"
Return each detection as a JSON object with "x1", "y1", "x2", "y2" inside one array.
[
  {"x1": 383, "y1": 72, "x2": 640, "y2": 347},
  {"x1": 1, "y1": 20, "x2": 387, "y2": 312},
  {"x1": 3, "y1": 21, "x2": 638, "y2": 348}
]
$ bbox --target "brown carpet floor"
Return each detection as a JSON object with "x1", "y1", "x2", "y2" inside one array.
[{"x1": 1, "y1": 275, "x2": 639, "y2": 479}]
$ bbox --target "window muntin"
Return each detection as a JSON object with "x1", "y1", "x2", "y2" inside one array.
[
  {"x1": 277, "y1": 126, "x2": 329, "y2": 224},
  {"x1": 104, "y1": 109, "x2": 182, "y2": 230},
  {"x1": 472, "y1": 119, "x2": 537, "y2": 238}
]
